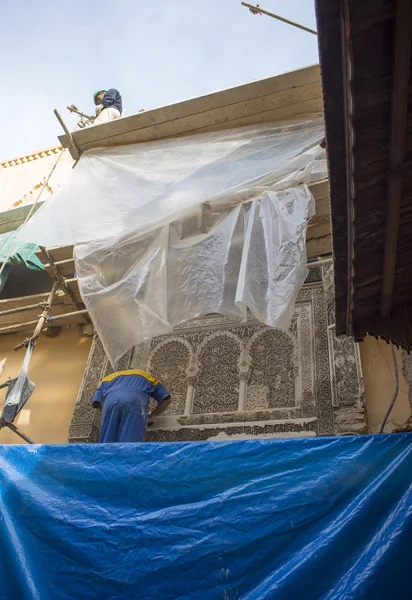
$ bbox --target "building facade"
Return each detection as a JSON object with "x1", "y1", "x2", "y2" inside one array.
[
  {"x1": 69, "y1": 264, "x2": 368, "y2": 443},
  {"x1": 1, "y1": 62, "x2": 411, "y2": 443}
]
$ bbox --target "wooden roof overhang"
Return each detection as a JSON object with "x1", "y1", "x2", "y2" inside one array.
[{"x1": 315, "y1": 0, "x2": 412, "y2": 347}]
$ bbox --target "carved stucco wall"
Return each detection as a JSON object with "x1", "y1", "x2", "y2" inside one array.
[
  {"x1": 69, "y1": 267, "x2": 365, "y2": 442},
  {"x1": 323, "y1": 266, "x2": 366, "y2": 435},
  {"x1": 147, "y1": 339, "x2": 190, "y2": 416}
]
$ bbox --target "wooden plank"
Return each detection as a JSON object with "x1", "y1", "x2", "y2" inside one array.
[
  {"x1": 65, "y1": 277, "x2": 80, "y2": 294},
  {"x1": 308, "y1": 213, "x2": 331, "y2": 231},
  {"x1": 44, "y1": 258, "x2": 75, "y2": 278},
  {"x1": 0, "y1": 290, "x2": 82, "y2": 327},
  {"x1": 0, "y1": 302, "x2": 82, "y2": 328},
  {"x1": 61, "y1": 278, "x2": 82, "y2": 305},
  {"x1": 85, "y1": 81, "x2": 321, "y2": 145},
  {"x1": 58, "y1": 291, "x2": 83, "y2": 306},
  {"x1": 0, "y1": 293, "x2": 49, "y2": 313},
  {"x1": 310, "y1": 181, "x2": 330, "y2": 218},
  {"x1": 380, "y1": 0, "x2": 412, "y2": 318},
  {"x1": 0, "y1": 310, "x2": 88, "y2": 335},
  {"x1": 60, "y1": 66, "x2": 320, "y2": 151},
  {"x1": 69, "y1": 86, "x2": 323, "y2": 151},
  {"x1": 307, "y1": 185, "x2": 331, "y2": 237},
  {"x1": 312, "y1": 195, "x2": 330, "y2": 218},
  {"x1": 0, "y1": 277, "x2": 83, "y2": 329},
  {"x1": 0, "y1": 291, "x2": 78, "y2": 311},
  {"x1": 35, "y1": 245, "x2": 74, "y2": 265},
  {"x1": 76, "y1": 96, "x2": 323, "y2": 153},
  {"x1": 310, "y1": 180, "x2": 329, "y2": 200},
  {"x1": 307, "y1": 234, "x2": 332, "y2": 258},
  {"x1": 177, "y1": 98, "x2": 323, "y2": 140}
]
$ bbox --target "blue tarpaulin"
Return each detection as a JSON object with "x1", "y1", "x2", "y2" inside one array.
[{"x1": 0, "y1": 434, "x2": 411, "y2": 600}]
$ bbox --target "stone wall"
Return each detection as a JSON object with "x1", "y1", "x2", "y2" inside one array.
[{"x1": 69, "y1": 266, "x2": 365, "y2": 443}]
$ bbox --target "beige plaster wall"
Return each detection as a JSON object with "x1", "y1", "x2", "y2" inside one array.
[
  {"x1": 0, "y1": 328, "x2": 92, "y2": 444},
  {"x1": 0, "y1": 148, "x2": 74, "y2": 212},
  {"x1": 359, "y1": 336, "x2": 411, "y2": 433}
]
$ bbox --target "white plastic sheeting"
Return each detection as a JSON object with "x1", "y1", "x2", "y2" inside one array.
[{"x1": 19, "y1": 118, "x2": 326, "y2": 365}]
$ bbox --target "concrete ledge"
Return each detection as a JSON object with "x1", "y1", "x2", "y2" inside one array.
[{"x1": 145, "y1": 418, "x2": 318, "y2": 442}]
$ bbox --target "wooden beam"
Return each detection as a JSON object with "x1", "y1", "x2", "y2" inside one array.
[
  {"x1": 380, "y1": 0, "x2": 412, "y2": 318},
  {"x1": 0, "y1": 309, "x2": 89, "y2": 335},
  {"x1": 341, "y1": 0, "x2": 356, "y2": 337},
  {"x1": 59, "y1": 66, "x2": 321, "y2": 157},
  {"x1": 35, "y1": 245, "x2": 74, "y2": 265},
  {"x1": 43, "y1": 257, "x2": 75, "y2": 277}
]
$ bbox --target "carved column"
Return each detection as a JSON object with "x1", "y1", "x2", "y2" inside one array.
[
  {"x1": 238, "y1": 370, "x2": 249, "y2": 411},
  {"x1": 237, "y1": 351, "x2": 250, "y2": 412},
  {"x1": 184, "y1": 376, "x2": 196, "y2": 415}
]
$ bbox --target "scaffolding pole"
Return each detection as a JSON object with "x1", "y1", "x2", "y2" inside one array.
[
  {"x1": 39, "y1": 246, "x2": 91, "y2": 325},
  {"x1": 241, "y1": 2, "x2": 318, "y2": 35},
  {"x1": 13, "y1": 281, "x2": 59, "y2": 351},
  {"x1": 53, "y1": 109, "x2": 82, "y2": 162},
  {"x1": 0, "y1": 421, "x2": 35, "y2": 444},
  {"x1": 0, "y1": 302, "x2": 43, "y2": 318}
]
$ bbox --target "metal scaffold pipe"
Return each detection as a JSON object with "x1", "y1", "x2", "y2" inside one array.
[{"x1": 241, "y1": 2, "x2": 318, "y2": 36}]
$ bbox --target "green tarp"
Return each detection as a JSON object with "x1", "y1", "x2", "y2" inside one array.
[{"x1": 0, "y1": 228, "x2": 44, "y2": 293}]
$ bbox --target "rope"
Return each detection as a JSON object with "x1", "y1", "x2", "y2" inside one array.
[{"x1": 0, "y1": 147, "x2": 65, "y2": 279}]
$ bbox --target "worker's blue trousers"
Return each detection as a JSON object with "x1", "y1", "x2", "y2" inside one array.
[{"x1": 99, "y1": 392, "x2": 149, "y2": 443}]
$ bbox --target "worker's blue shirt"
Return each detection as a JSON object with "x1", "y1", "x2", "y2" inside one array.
[
  {"x1": 93, "y1": 370, "x2": 170, "y2": 443},
  {"x1": 101, "y1": 89, "x2": 122, "y2": 113}
]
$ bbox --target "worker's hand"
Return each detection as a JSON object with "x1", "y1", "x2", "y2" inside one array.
[{"x1": 95, "y1": 104, "x2": 104, "y2": 115}]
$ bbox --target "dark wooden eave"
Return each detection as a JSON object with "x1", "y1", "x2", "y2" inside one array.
[
  {"x1": 315, "y1": 0, "x2": 412, "y2": 349},
  {"x1": 380, "y1": 0, "x2": 412, "y2": 318}
]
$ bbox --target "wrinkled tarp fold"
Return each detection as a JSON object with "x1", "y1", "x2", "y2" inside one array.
[
  {"x1": 18, "y1": 118, "x2": 326, "y2": 364},
  {"x1": 0, "y1": 434, "x2": 411, "y2": 600}
]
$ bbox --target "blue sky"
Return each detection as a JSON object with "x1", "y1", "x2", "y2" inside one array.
[{"x1": 0, "y1": 0, "x2": 318, "y2": 160}]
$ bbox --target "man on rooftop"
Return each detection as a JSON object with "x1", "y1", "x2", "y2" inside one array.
[{"x1": 93, "y1": 89, "x2": 122, "y2": 125}]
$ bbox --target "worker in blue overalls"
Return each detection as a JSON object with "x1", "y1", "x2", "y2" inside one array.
[{"x1": 92, "y1": 369, "x2": 171, "y2": 443}]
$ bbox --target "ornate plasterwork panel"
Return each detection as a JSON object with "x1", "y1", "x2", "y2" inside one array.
[
  {"x1": 193, "y1": 333, "x2": 241, "y2": 413},
  {"x1": 248, "y1": 327, "x2": 299, "y2": 410},
  {"x1": 147, "y1": 338, "x2": 192, "y2": 415},
  {"x1": 69, "y1": 266, "x2": 365, "y2": 442},
  {"x1": 323, "y1": 266, "x2": 366, "y2": 434}
]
